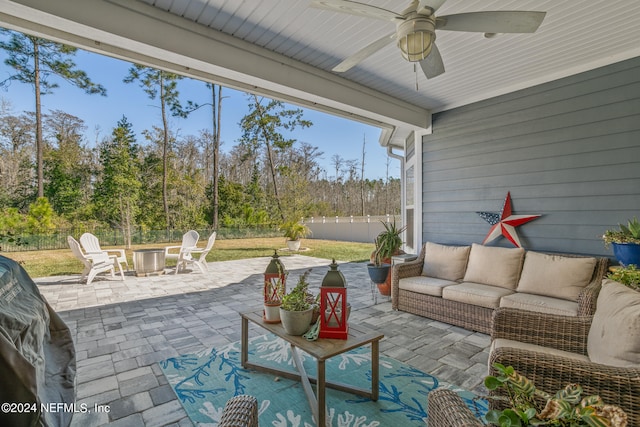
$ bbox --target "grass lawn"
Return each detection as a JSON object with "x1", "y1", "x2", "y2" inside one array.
[{"x1": 2, "y1": 237, "x2": 375, "y2": 278}]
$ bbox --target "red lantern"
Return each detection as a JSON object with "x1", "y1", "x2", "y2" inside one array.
[
  {"x1": 319, "y1": 259, "x2": 348, "y2": 339},
  {"x1": 263, "y1": 250, "x2": 286, "y2": 323}
]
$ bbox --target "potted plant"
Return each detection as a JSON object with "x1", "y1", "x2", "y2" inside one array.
[
  {"x1": 279, "y1": 269, "x2": 317, "y2": 335},
  {"x1": 367, "y1": 237, "x2": 391, "y2": 286},
  {"x1": 264, "y1": 273, "x2": 287, "y2": 323},
  {"x1": 367, "y1": 220, "x2": 406, "y2": 295},
  {"x1": 607, "y1": 264, "x2": 640, "y2": 291},
  {"x1": 280, "y1": 220, "x2": 311, "y2": 252},
  {"x1": 603, "y1": 217, "x2": 640, "y2": 267},
  {"x1": 484, "y1": 363, "x2": 628, "y2": 426}
]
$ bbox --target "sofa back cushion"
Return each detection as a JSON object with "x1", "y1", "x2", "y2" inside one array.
[
  {"x1": 421, "y1": 242, "x2": 471, "y2": 281},
  {"x1": 516, "y1": 252, "x2": 597, "y2": 301},
  {"x1": 587, "y1": 279, "x2": 640, "y2": 368},
  {"x1": 462, "y1": 244, "x2": 524, "y2": 289}
]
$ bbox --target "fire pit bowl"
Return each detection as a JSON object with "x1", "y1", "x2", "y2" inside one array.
[{"x1": 133, "y1": 249, "x2": 165, "y2": 277}]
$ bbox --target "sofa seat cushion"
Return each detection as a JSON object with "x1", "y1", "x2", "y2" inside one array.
[
  {"x1": 399, "y1": 276, "x2": 457, "y2": 297},
  {"x1": 516, "y1": 251, "x2": 597, "y2": 301},
  {"x1": 500, "y1": 292, "x2": 579, "y2": 316},
  {"x1": 587, "y1": 279, "x2": 640, "y2": 368},
  {"x1": 490, "y1": 338, "x2": 590, "y2": 369},
  {"x1": 462, "y1": 244, "x2": 525, "y2": 290},
  {"x1": 421, "y1": 242, "x2": 471, "y2": 281},
  {"x1": 442, "y1": 282, "x2": 515, "y2": 309}
]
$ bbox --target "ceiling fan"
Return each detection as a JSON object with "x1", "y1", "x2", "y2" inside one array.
[{"x1": 311, "y1": 0, "x2": 546, "y2": 79}]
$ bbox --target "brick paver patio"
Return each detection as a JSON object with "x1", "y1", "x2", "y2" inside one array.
[{"x1": 35, "y1": 255, "x2": 490, "y2": 426}]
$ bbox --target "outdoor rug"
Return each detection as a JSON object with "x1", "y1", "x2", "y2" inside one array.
[{"x1": 159, "y1": 334, "x2": 487, "y2": 426}]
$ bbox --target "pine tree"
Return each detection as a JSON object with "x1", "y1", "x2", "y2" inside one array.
[
  {"x1": 124, "y1": 65, "x2": 190, "y2": 230},
  {"x1": 94, "y1": 116, "x2": 141, "y2": 248},
  {"x1": 0, "y1": 29, "x2": 106, "y2": 198},
  {"x1": 239, "y1": 95, "x2": 312, "y2": 221}
]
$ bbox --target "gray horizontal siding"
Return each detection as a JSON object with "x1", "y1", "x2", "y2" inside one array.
[{"x1": 422, "y1": 56, "x2": 640, "y2": 257}]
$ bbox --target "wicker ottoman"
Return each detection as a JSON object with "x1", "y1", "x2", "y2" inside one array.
[
  {"x1": 219, "y1": 395, "x2": 259, "y2": 427},
  {"x1": 428, "y1": 388, "x2": 482, "y2": 427}
]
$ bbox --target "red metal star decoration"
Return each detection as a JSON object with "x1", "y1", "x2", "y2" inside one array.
[{"x1": 477, "y1": 192, "x2": 541, "y2": 248}]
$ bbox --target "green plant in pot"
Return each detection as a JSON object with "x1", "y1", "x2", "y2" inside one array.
[
  {"x1": 264, "y1": 273, "x2": 287, "y2": 323},
  {"x1": 607, "y1": 264, "x2": 640, "y2": 291},
  {"x1": 280, "y1": 221, "x2": 311, "y2": 252},
  {"x1": 484, "y1": 363, "x2": 628, "y2": 426},
  {"x1": 367, "y1": 236, "x2": 391, "y2": 286},
  {"x1": 603, "y1": 217, "x2": 640, "y2": 267},
  {"x1": 367, "y1": 220, "x2": 406, "y2": 295},
  {"x1": 279, "y1": 269, "x2": 317, "y2": 335}
]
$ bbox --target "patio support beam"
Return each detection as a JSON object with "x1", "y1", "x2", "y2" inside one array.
[{"x1": 1, "y1": 0, "x2": 431, "y2": 146}]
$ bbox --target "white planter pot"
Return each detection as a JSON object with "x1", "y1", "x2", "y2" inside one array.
[
  {"x1": 263, "y1": 303, "x2": 281, "y2": 323},
  {"x1": 286, "y1": 239, "x2": 301, "y2": 251},
  {"x1": 279, "y1": 307, "x2": 313, "y2": 335}
]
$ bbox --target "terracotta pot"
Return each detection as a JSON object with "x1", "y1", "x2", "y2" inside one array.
[
  {"x1": 369, "y1": 249, "x2": 405, "y2": 295},
  {"x1": 377, "y1": 281, "x2": 392, "y2": 296}
]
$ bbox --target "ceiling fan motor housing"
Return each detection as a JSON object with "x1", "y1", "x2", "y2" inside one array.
[{"x1": 396, "y1": 15, "x2": 436, "y2": 62}]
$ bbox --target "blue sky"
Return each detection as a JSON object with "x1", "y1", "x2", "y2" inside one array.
[{"x1": 0, "y1": 46, "x2": 400, "y2": 180}]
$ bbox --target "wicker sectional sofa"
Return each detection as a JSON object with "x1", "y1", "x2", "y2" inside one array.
[
  {"x1": 391, "y1": 242, "x2": 608, "y2": 334},
  {"x1": 427, "y1": 281, "x2": 640, "y2": 426}
]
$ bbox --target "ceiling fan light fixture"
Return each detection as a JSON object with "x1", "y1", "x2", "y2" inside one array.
[{"x1": 397, "y1": 17, "x2": 435, "y2": 62}]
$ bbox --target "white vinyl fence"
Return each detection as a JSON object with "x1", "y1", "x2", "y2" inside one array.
[{"x1": 302, "y1": 215, "x2": 401, "y2": 244}]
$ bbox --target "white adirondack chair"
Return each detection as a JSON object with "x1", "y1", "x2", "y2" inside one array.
[
  {"x1": 165, "y1": 230, "x2": 200, "y2": 266},
  {"x1": 68, "y1": 236, "x2": 124, "y2": 285},
  {"x1": 80, "y1": 232, "x2": 129, "y2": 271},
  {"x1": 175, "y1": 231, "x2": 216, "y2": 274}
]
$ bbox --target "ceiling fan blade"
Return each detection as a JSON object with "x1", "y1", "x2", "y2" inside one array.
[
  {"x1": 419, "y1": 43, "x2": 445, "y2": 79},
  {"x1": 417, "y1": 0, "x2": 447, "y2": 14},
  {"x1": 310, "y1": 0, "x2": 402, "y2": 21},
  {"x1": 436, "y1": 11, "x2": 546, "y2": 33},
  {"x1": 333, "y1": 32, "x2": 396, "y2": 72}
]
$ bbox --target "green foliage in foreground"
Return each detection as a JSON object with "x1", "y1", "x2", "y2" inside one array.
[
  {"x1": 3, "y1": 238, "x2": 374, "y2": 278},
  {"x1": 607, "y1": 264, "x2": 640, "y2": 291},
  {"x1": 485, "y1": 363, "x2": 627, "y2": 426}
]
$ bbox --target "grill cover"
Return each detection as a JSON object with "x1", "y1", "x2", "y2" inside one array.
[{"x1": 0, "y1": 255, "x2": 76, "y2": 427}]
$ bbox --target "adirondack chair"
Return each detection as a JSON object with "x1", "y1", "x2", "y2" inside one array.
[
  {"x1": 165, "y1": 230, "x2": 200, "y2": 266},
  {"x1": 175, "y1": 232, "x2": 216, "y2": 274},
  {"x1": 79, "y1": 232, "x2": 129, "y2": 271},
  {"x1": 68, "y1": 236, "x2": 124, "y2": 285}
]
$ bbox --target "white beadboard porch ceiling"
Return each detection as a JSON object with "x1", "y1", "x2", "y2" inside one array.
[
  {"x1": 138, "y1": 0, "x2": 640, "y2": 112},
  {"x1": 1, "y1": 0, "x2": 640, "y2": 145}
]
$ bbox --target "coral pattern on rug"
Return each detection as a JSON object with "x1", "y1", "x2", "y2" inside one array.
[{"x1": 160, "y1": 334, "x2": 487, "y2": 426}]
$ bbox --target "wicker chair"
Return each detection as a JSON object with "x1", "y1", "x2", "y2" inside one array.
[
  {"x1": 219, "y1": 395, "x2": 259, "y2": 427},
  {"x1": 427, "y1": 388, "x2": 483, "y2": 427},
  {"x1": 489, "y1": 307, "x2": 640, "y2": 426}
]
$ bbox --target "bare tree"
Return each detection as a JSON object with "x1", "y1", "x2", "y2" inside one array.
[
  {"x1": 330, "y1": 154, "x2": 344, "y2": 213},
  {"x1": 0, "y1": 108, "x2": 35, "y2": 208},
  {"x1": 211, "y1": 84, "x2": 223, "y2": 229},
  {"x1": 360, "y1": 134, "x2": 366, "y2": 216}
]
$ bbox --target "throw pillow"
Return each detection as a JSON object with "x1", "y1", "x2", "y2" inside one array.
[
  {"x1": 587, "y1": 279, "x2": 640, "y2": 367},
  {"x1": 421, "y1": 242, "x2": 471, "y2": 281},
  {"x1": 462, "y1": 243, "x2": 525, "y2": 289},
  {"x1": 516, "y1": 252, "x2": 597, "y2": 301}
]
